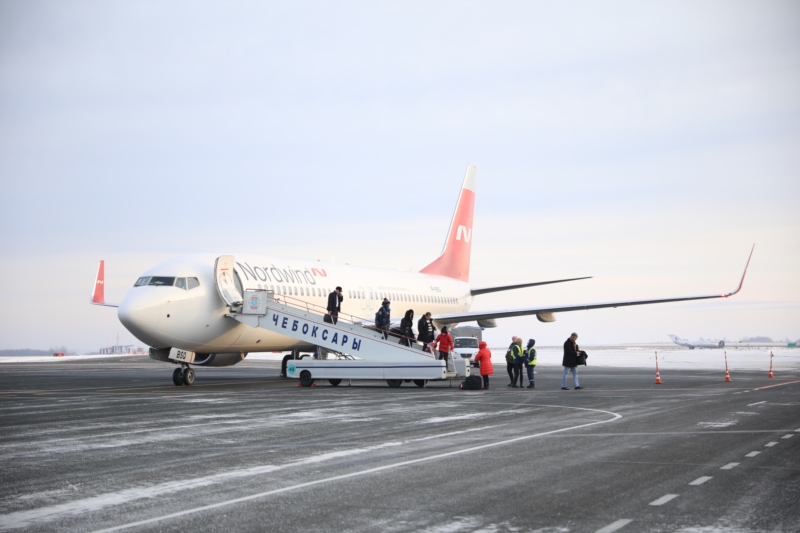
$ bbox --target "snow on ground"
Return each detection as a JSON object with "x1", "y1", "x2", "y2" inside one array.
[
  {"x1": 486, "y1": 346, "x2": 800, "y2": 372},
  {"x1": 0, "y1": 353, "x2": 147, "y2": 363}
]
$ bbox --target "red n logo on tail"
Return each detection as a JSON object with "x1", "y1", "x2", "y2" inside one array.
[{"x1": 420, "y1": 165, "x2": 476, "y2": 282}]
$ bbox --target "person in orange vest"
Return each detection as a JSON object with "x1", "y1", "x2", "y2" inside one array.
[
  {"x1": 473, "y1": 341, "x2": 494, "y2": 389},
  {"x1": 433, "y1": 326, "x2": 454, "y2": 361}
]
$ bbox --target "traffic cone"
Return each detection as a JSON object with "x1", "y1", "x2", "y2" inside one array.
[
  {"x1": 654, "y1": 351, "x2": 663, "y2": 384},
  {"x1": 724, "y1": 351, "x2": 732, "y2": 382},
  {"x1": 768, "y1": 351, "x2": 774, "y2": 378}
]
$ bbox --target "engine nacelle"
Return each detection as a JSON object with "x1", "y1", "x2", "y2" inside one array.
[
  {"x1": 477, "y1": 319, "x2": 497, "y2": 328},
  {"x1": 536, "y1": 313, "x2": 556, "y2": 323}
]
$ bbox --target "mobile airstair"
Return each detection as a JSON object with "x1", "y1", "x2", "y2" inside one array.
[{"x1": 215, "y1": 257, "x2": 469, "y2": 387}]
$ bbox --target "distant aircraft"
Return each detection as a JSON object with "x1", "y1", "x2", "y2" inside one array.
[
  {"x1": 668, "y1": 334, "x2": 725, "y2": 349},
  {"x1": 91, "y1": 164, "x2": 753, "y2": 383}
]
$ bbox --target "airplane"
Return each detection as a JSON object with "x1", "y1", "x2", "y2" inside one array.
[
  {"x1": 667, "y1": 334, "x2": 726, "y2": 349},
  {"x1": 91, "y1": 164, "x2": 754, "y2": 382}
]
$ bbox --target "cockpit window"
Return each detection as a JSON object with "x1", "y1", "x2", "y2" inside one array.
[
  {"x1": 134, "y1": 277, "x2": 151, "y2": 287},
  {"x1": 175, "y1": 278, "x2": 187, "y2": 290},
  {"x1": 187, "y1": 277, "x2": 200, "y2": 290},
  {"x1": 148, "y1": 276, "x2": 175, "y2": 286}
]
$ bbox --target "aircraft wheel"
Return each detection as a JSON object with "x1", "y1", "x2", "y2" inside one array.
[
  {"x1": 328, "y1": 379, "x2": 342, "y2": 387},
  {"x1": 413, "y1": 380, "x2": 426, "y2": 388},
  {"x1": 182, "y1": 368, "x2": 195, "y2": 386},
  {"x1": 299, "y1": 370, "x2": 314, "y2": 387},
  {"x1": 386, "y1": 379, "x2": 402, "y2": 388},
  {"x1": 172, "y1": 368, "x2": 184, "y2": 386}
]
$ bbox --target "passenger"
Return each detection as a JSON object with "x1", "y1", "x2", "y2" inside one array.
[
  {"x1": 433, "y1": 326, "x2": 454, "y2": 362},
  {"x1": 561, "y1": 332, "x2": 582, "y2": 390},
  {"x1": 525, "y1": 338, "x2": 537, "y2": 389},
  {"x1": 375, "y1": 298, "x2": 391, "y2": 339},
  {"x1": 511, "y1": 337, "x2": 525, "y2": 388},
  {"x1": 505, "y1": 336, "x2": 518, "y2": 387},
  {"x1": 417, "y1": 312, "x2": 436, "y2": 351},
  {"x1": 473, "y1": 341, "x2": 493, "y2": 389},
  {"x1": 400, "y1": 309, "x2": 415, "y2": 347},
  {"x1": 326, "y1": 286, "x2": 343, "y2": 325}
]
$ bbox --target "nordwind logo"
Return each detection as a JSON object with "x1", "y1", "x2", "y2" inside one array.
[{"x1": 456, "y1": 225, "x2": 472, "y2": 242}]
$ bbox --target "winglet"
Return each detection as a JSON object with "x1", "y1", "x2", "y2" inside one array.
[
  {"x1": 723, "y1": 244, "x2": 754, "y2": 297},
  {"x1": 91, "y1": 260, "x2": 119, "y2": 307}
]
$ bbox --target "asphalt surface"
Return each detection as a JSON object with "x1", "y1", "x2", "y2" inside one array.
[{"x1": 0, "y1": 358, "x2": 798, "y2": 533}]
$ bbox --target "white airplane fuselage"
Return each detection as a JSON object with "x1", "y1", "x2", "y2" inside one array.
[{"x1": 119, "y1": 253, "x2": 472, "y2": 354}]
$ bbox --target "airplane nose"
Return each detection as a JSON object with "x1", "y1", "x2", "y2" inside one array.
[{"x1": 118, "y1": 291, "x2": 164, "y2": 347}]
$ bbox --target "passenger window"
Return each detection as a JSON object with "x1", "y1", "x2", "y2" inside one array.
[
  {"x1": 293, "y1": 286, "x2": 297, "y2": 295},
  {"x1": 134, "y1": 276, "x2": 150, "y2": 287},
  {"x1": 175, "y1": 278, "x2": 187, "y2": 290},
  {"x1": 149, "y1": 276, "x2": 175, "y2": 286},
  {"x1": 187, "y1": 277, "x2": 200, "y2": 290}
]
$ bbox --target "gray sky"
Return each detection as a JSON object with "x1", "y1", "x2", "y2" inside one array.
[{"x1": 1, "y1": 1, "x2": 798, "y2": 352}]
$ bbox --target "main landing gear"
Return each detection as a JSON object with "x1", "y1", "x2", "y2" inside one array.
[{"x1": 172, "y1": 365, "x2": 195, "y2": 386}]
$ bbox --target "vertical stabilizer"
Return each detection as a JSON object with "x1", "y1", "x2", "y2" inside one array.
[
  {"x1": 91, "y1": 260, "x2": 106, "y2": 304},
  {"x1": 420, "y1": 164, "x2": 476, "y2": 282}
]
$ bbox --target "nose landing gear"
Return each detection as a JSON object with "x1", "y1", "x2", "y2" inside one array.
[{"x1": 172, "y1": 365, "x2": 195, "y2": 386}]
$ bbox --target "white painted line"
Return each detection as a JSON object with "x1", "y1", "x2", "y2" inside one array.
[
  {"x1": 745, "y1": 451, "x2": 760, "y2": 457},
  {"x1": 747, "y1": 401, "x2": 767, "y2": 406},
  {"x1": 720, "y1": 462, "x2": 739, "y2": 470},
  {"x1": 765, "y1": 442, "x2": 778, "y2": 447},
  {"x1": 649, "y1": 494, "x2": 679, "y2": 506},
  {"x1": 782, "y1": 434, "x2": 794, "y2": 439},
  {"x1": 689, "y1": 476, "x2": 712, "y2": 486},
  {"x1": 596, "y1": 519, "x2": 632, "y2": 533},
  {"x1": 84, "y1": 407, "x2": 623, "y2": 533}
]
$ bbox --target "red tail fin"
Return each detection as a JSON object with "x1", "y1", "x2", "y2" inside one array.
[
  {"x1": 91, "y1": 260, "x2": 106, "y2": 304},
  {"x1": 420, "y1": 164, "x2": 476, "y2": 282}
]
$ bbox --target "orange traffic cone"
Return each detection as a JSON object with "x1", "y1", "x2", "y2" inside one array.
[
  {"x1": 724, "y1": 351, "x2": 732, "y2": 382},
  {"x1": 654, "y1": 351, "x2": 663, "y2": 384},
  {"x1": 768, "y1": 350, "x2": 774, "y2": 378}
]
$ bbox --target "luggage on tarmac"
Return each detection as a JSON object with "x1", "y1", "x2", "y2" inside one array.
[{"x1": 459, "y1": 374, "x2": 483, "y2": 390}]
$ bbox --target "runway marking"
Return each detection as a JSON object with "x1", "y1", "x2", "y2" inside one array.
[
  {"x1": 765, "y1": 442, "x2": 778, "y2": 447},
  {"x1": 755, "y1": 380, "x2": 800, "y2": 390},
  {"x1": 782, "y1": 434, "x2": 794, "y2": 439},
  {"x1": 595, "y1": 518, "x2": 632, "y2": 533},
  {"x1": 79, "y1": 406, "x2": 622, "y2": 533},
  {"x1": 747, "y1": 401, "x2": 767, "y2": 406},
  {"x1": 745, "y1": 451, "x2": 761, "y2": 457},
  {"x1": 649, "y1": 494, "x2": 679, "y2": 506},
  {"x1": 720, "y1": 462, "x2": 739, "y2": 470},
  {"x1": 689, "y1": 476, "x2": 712, "y2": 485}
]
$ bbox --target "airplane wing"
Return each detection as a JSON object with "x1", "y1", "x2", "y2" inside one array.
[
  {"x1": 432, "y1": 245, "x2": 754, "y2": 326},
  {"x1": 470, "y1": 276, "x2": 592, "y2": 296},
  {"x1": 90, "y1": 260, "x2": 120, "y2": 308}
]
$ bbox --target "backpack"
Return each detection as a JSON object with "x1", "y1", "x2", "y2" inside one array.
[
  {"x1": 505, "y1": 344, "x2": 515, "y2": 364},
  {"x1": 375, "y1": 308, "x2": 387, "y2": 327},
  {"x1": 459, "y1": 374, "x2": 483, "y2": 390}
]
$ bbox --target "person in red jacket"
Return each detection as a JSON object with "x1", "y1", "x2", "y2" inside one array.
[
  {"x1": 473, "y1": 341, "x2": 493, "y2": 389},
  {"x1": 433, "y1": 326, "x2": 454, "y2": 362}
]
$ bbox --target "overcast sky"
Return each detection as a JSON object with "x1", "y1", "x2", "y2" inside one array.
[{"x1": 1, "y1": 1, "x2": 798, "y2": 352}]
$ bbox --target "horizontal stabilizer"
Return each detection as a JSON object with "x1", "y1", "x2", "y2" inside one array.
[{"x1": 471, "y1": 277, "x2": 591, "y2": 296}]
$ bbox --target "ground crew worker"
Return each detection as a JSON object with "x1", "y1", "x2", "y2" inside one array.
[
  {"x1": 505, "y1": 337, "x2": 517, "y2": 387},
  {"x1": 511, "y1": 338, "x2": 525, "y2": 388},
  {"x1": 525, "y1": 338, "x2": 537, "y2": 389}
]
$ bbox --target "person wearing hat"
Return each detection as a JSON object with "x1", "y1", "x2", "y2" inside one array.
[
  {"x1": 375, "y1": 298, "x2": 391, "y2": 339},
  {"x1": 433, "y1": 325, "x2": 454, "y2": 362},
  {"x1": 326, "y1": 286, "x2": 343, "y2": 324},
  {"x1": 525, "y1": 339, "x2": 538, "y2": 389}
]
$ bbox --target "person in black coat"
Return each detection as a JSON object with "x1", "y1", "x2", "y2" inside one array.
[
  {"x1": 417, "y1": 312, "x2": 436, "y2": 350},
  {"x1": 561, "y1": 332, "x2": 582, "y2": 390},
  {"x1": 326, "y1": 286, "x2": 343, "y2": 324},
  {"x1": 400, "y1": 309, "x2": 415, "y2": 346}
]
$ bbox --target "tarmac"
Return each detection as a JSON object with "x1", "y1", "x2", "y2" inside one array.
[{"x1": 0, "y1": 357, "x2": 798, "y2": 532}]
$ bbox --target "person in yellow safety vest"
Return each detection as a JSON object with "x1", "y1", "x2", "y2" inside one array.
[
  {"x1": 511, "y1": 338, "x2": 525, "y2": 388},
  {"x1": 525, "y1": 339, "x2": 537, "y2": 389}
]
